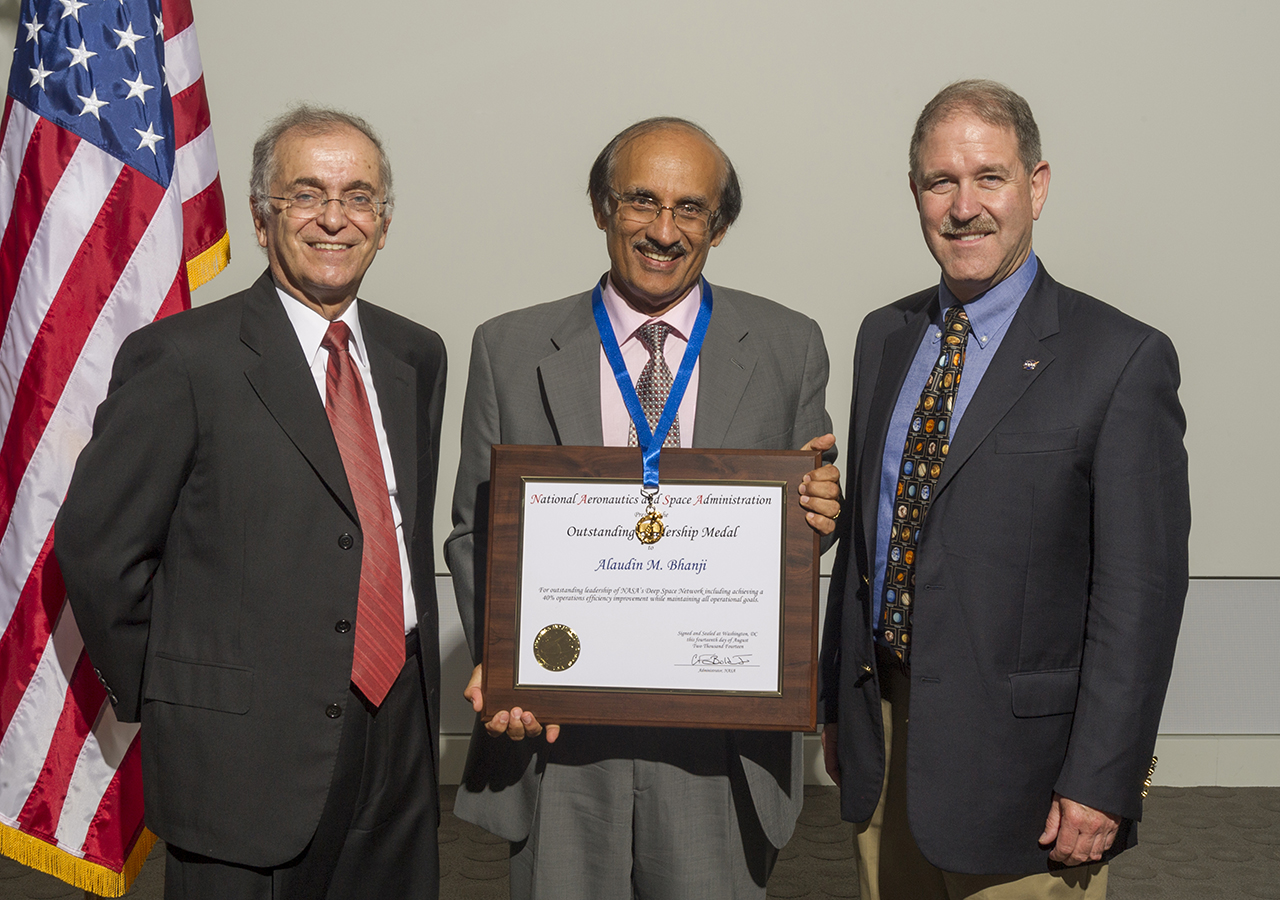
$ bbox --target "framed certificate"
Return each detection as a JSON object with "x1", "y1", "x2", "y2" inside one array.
[{"x1": 479, "y1": 444, "x2": 821, "y2": 731}]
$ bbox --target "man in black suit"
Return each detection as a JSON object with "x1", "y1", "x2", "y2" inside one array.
[
  {"x1": 820, "y1": 80, "x2": 1190, "y2": 899},
  {"x1": 55, "y1": 106, "x2": 445, "y2": 899}
]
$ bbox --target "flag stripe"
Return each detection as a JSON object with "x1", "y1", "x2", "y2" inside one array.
[
  {"x1": 18, "y1": 651, "x2": 103, "y2": 837},
  {"x1": 0, "y1": 531, "x2": 64, "y2": 742},
  {"x1": 0, "y1": 168, "x2": 167, "y2": 543},
  {"x1": 182, "y1": 176, "x2": 227, "y2": 257},
  {"x1": 164, "y1": 24, "x2": 203, "y2": 98},
  {"x1": 0, "y1": 142, "x2": 122, "y2": 456},
  {"x1": 174, "y1": 125, "x2": 219, "y2": 204},
  {"x1": 0, "y1": 605, "x2": 82, "y2": 822},
  {"x1": 161, "y1": 0, "x2": 196, "y2": 44},
  {"x1": 56, "y1": 690, "x2": 139, "y2": 851},
  {"x1": 0, "y1": 97, "x2": 36, "y2": 247},
  {"x1": 170, "y1": 75, "x2": 212, "y2": 151},
  {"x1": 0, "y1": 118, "x2": 81, "y2": 335},
  {"x1": 80, "y1": 739, "x2": 147, "y2": 867}
]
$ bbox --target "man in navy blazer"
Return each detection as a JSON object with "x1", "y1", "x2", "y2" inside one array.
[
  {"x1": 820, "y1": 80, "x2": 1190, "y2": 899},
  {"x1": 56, "y1": 107, "x2": 445, "y2": 899}
]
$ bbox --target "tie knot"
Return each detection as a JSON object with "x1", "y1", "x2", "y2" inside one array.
[
  {"x1": 637, "y1": 321, "x2": 672, "y2": 357},
  {"x1": 322, "y1": 320, "x2": 353, "y2": 354},
  {"x1": 943, "y1": 306, "x2": 972, "y2": 338}
]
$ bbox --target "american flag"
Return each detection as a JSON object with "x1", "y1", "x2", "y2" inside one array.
[{"x1": 0, "y1": 0, "x2": 227, "y2": 893}]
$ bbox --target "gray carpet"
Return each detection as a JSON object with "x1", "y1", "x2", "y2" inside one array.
[{"x1": 2, "y1": 786, "x2": 1277, "y2": 898}]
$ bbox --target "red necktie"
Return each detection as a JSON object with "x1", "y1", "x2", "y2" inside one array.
[{"x1": 322, "y1": 320, "x2": 404, "y2": 706}]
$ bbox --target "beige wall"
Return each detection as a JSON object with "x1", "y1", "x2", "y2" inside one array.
[{"x1": 2, "y1": 1, "x2": 1272, "y2": 576}]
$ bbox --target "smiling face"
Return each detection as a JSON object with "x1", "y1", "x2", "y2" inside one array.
[
  {"x1": 910, "y1": 112, "x2": 1050, "y2": 302},
  {"x1": 251, "y1": 125, "x2": 390, "y2": 318},
  {"x1": 593, "y1": 127, "x2": 727, "y2": 316}
]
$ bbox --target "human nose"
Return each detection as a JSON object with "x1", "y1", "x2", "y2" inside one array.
[
  {"x1": 313, "y1": 197, "x2": 350, "y2": 230},
  {"x1": 949, "y1": 179, "x2": 983, "y2": 223},
  {"x1": 645, "y1": 205, "x2": 683, "y2": 244}
]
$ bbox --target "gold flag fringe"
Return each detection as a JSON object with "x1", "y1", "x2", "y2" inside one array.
[
  {"x1": 0, "y1": 821, "x2": 157, "y2": 897},
  {"x1": 185, "y1": 231, "x2": 231, "y2": 292}
]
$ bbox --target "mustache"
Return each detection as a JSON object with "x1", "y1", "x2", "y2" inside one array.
[
  {"x1": 939, "y1": 214, "x2": 997, "y2": 237},
  {"x1": 633, "y1": 238, "x2": 686, "y2": 258}
]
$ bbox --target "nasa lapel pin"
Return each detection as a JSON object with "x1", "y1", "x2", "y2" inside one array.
[{"x1": 1023, "y1": 359, "x2": 1040, "y2": 370}]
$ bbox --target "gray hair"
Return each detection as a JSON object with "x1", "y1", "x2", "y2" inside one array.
[
  {"x1": 909, "y1": 79, "x2": 1042, "y2": 182},
  {"x1": 250, "y1": 104, "x2": 394, "y2": 217},
  {"x1": 587, "y1": 116, "x2": 742, "y2": 233}
]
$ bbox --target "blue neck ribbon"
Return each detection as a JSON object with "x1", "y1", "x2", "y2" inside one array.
[{"x1": 592, "y1": 278, "x2": 713, "y2": 491}]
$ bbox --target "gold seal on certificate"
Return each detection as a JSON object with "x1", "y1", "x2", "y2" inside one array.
[
  {"x1": 635, "y1": 509, "x2": 665, "y2": 544},
  {"x1": 533, "y1": 624, "x2": 581, "y2": 671}
]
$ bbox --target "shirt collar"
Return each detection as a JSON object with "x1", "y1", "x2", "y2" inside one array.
[
  {"x1": 937, "y1": 249, "x2": 1038, "y2": 346},
  {"x1": 275, "y1": 286, "x2": 368, "y2": 368},
  {"x1": 601, "y1": 275, "x2": 702, "y2": 345}
]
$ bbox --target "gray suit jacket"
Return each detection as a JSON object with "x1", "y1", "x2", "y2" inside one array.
[
  {"x1": 819, "y1": 263, "x2": 1190, "y2": 874},
  {"x1": 445, "y1": 281, "x2": 834, "y2": 849}
]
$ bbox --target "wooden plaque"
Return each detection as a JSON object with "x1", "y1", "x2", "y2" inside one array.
[{"x1": 480, "y1": 444, "x2": 820, "y2": 731}]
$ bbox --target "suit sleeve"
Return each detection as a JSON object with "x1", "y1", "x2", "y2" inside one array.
[
  {"x1": 54, "y1": 327, "x2": 199, "y2": 723},
  {"x1": 1055, "y1": 329, "x2": 1190, "y2": 820},
  {"x1": 794, "y1": 316, "x2": 838, "y2": 557},
  {"x1": 444, "y1": 323, "x2": 500, "y2": 662}
]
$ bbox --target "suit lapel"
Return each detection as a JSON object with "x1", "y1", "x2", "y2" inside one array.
[
  {"x1": 240, "y1": 274, "x2": 357, "y2": 522},
  {"x1": 858, "y1": 299, "x2": 935, "y2": 564},
  {"x1": 363, "y1": 313, "x2": 418, "y2": 542},
  {"x1": 934, "y1": 270, "x2": 1059, "y2": 497},
  {"x1": 692, "y1": 287, "x2": 754, "y2": 450},
  {"x1": 539, "y1": 292, "x2": 604, "y2": 446}
]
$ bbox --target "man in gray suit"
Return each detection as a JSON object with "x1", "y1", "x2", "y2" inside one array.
[{"x1": 446, "y1": 117, "x2": 841, "y2": 899}]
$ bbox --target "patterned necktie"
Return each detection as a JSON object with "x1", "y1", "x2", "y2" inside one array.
[
  {"x1": 627, "y1": 320, "x2": 681, "y2": 448},
  {"x1": 322, "y1": 321, "x2": 404, "y2": 707},
  {"x1": 880, "y1": 306, "x2": 972, "y2": 667}
]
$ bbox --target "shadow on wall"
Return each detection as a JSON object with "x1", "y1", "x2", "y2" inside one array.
[{"x1": 1, "y1": 0, "x2": 19, "y2": 27}]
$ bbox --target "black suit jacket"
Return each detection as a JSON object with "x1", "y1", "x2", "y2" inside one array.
[
  {"x1": 55, "y1": 271, "x2": 446, "y2": 867},
  {"x1": 819, "y1": 263, "x2": 1190, "y2": 874}
]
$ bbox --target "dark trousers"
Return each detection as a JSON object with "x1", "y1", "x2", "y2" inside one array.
[{"x1": 164, "y1": 633, "x2": 438, "y2": 899}]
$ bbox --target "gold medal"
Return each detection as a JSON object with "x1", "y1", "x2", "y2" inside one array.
[
  {"x1": 635, "y1": 488, "x2": 664, "y2": 544},
  {"x1": 636, "y1": 509, "x2": 665, "y2": 544},
  {"x1": 533, "y1": 623, "x2": 580, "y2": 671}
]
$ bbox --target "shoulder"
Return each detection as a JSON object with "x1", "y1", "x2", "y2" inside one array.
[
  {"x1": 711, "y1": 283, "x2": 819, "y2": 329},
  {"x1": 1034, "y1": 268, "x2": 1177, "y2": 366},
  {"x1": 474, "y1": 290, "x2": 593, "y2": 343},
  {"x1": 859, "y1": 285, "x2": 935, "y2": 337},
  {"x1": 358, "y1": 299, "x2": 446, "y2": 363}
]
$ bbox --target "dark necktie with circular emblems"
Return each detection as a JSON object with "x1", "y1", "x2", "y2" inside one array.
[{"x1": 879, "y1": 306, "x2": 972, "y2": 667}]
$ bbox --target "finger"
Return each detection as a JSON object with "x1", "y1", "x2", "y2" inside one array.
[
  {"x1": 484, "y1": 710, "x2": 510, "y2": 737},
  {"x1": 464, "y1": 665, "x2": 484, "y2": 712},
  {"x1": 805, "y1": 510, "x2": 837, "y2": 536},
  {"x1": 505, "y1": 707, "x2": 528, "y2": 741},
  {"x1": 799, "y1": 433, "x2": 836, "y2": 453},
  {"x1": 545, "y1": 724, "x2": 560, "y2": 744},
  {"x1": 1039, "y1": 800, "x2": 1061, "y2": 846},
  {"x1": 521, "y1": 711, "x2": 543, "y2": 739}
]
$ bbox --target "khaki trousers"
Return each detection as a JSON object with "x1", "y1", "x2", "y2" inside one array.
[{"x1": 853, "y1": 645, "x2": 1107, "y2": 900}]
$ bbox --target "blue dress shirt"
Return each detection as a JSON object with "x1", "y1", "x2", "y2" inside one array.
[{"x1": 871, "y1": 251, "x2": 1040, "y2": 637}]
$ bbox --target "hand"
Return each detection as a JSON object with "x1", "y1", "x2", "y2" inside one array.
[
  {"x1": 1039, "y1": 793, "x2": 1121, "y2": 864},
  {"x1": 799, "y1": 433, "x2": 842, "y2": 536},
  {"x1": 821, "y1": 725, "x2": 841, "y2": 788},
  {"x1": 464, "y1": 664, "x2": 560, "y2": 743}
]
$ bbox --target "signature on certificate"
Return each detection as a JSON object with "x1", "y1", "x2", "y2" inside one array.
[{"x1": 688, "y1": 653, "x2": 753, "y2": 667}]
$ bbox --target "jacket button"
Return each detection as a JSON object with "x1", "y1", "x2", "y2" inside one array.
[
  {"x1": 338, "y1": 533, "x2": 354, "y2": 550},
  {"x1": 325, "y1": 704, "x2": 342, "y2": 718},
  {"x1": 335, "y1": 619, "x2": 351, "y2": 633}
]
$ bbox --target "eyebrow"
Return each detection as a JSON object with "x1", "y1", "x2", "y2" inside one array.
[
  {"x1": 625, "y1": 187, "x2": 713, "y2": 207},
  {"x1": 286, "y1": 176, "x2": 380, "y2": 194}
]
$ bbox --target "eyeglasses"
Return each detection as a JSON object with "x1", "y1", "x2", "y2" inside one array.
[
  {"x1": 609, "y1": 190, "x2": 717, "y2": 237},
  {"x1": 266, "y1": 190, "x2": 388, "y2": 222}
]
